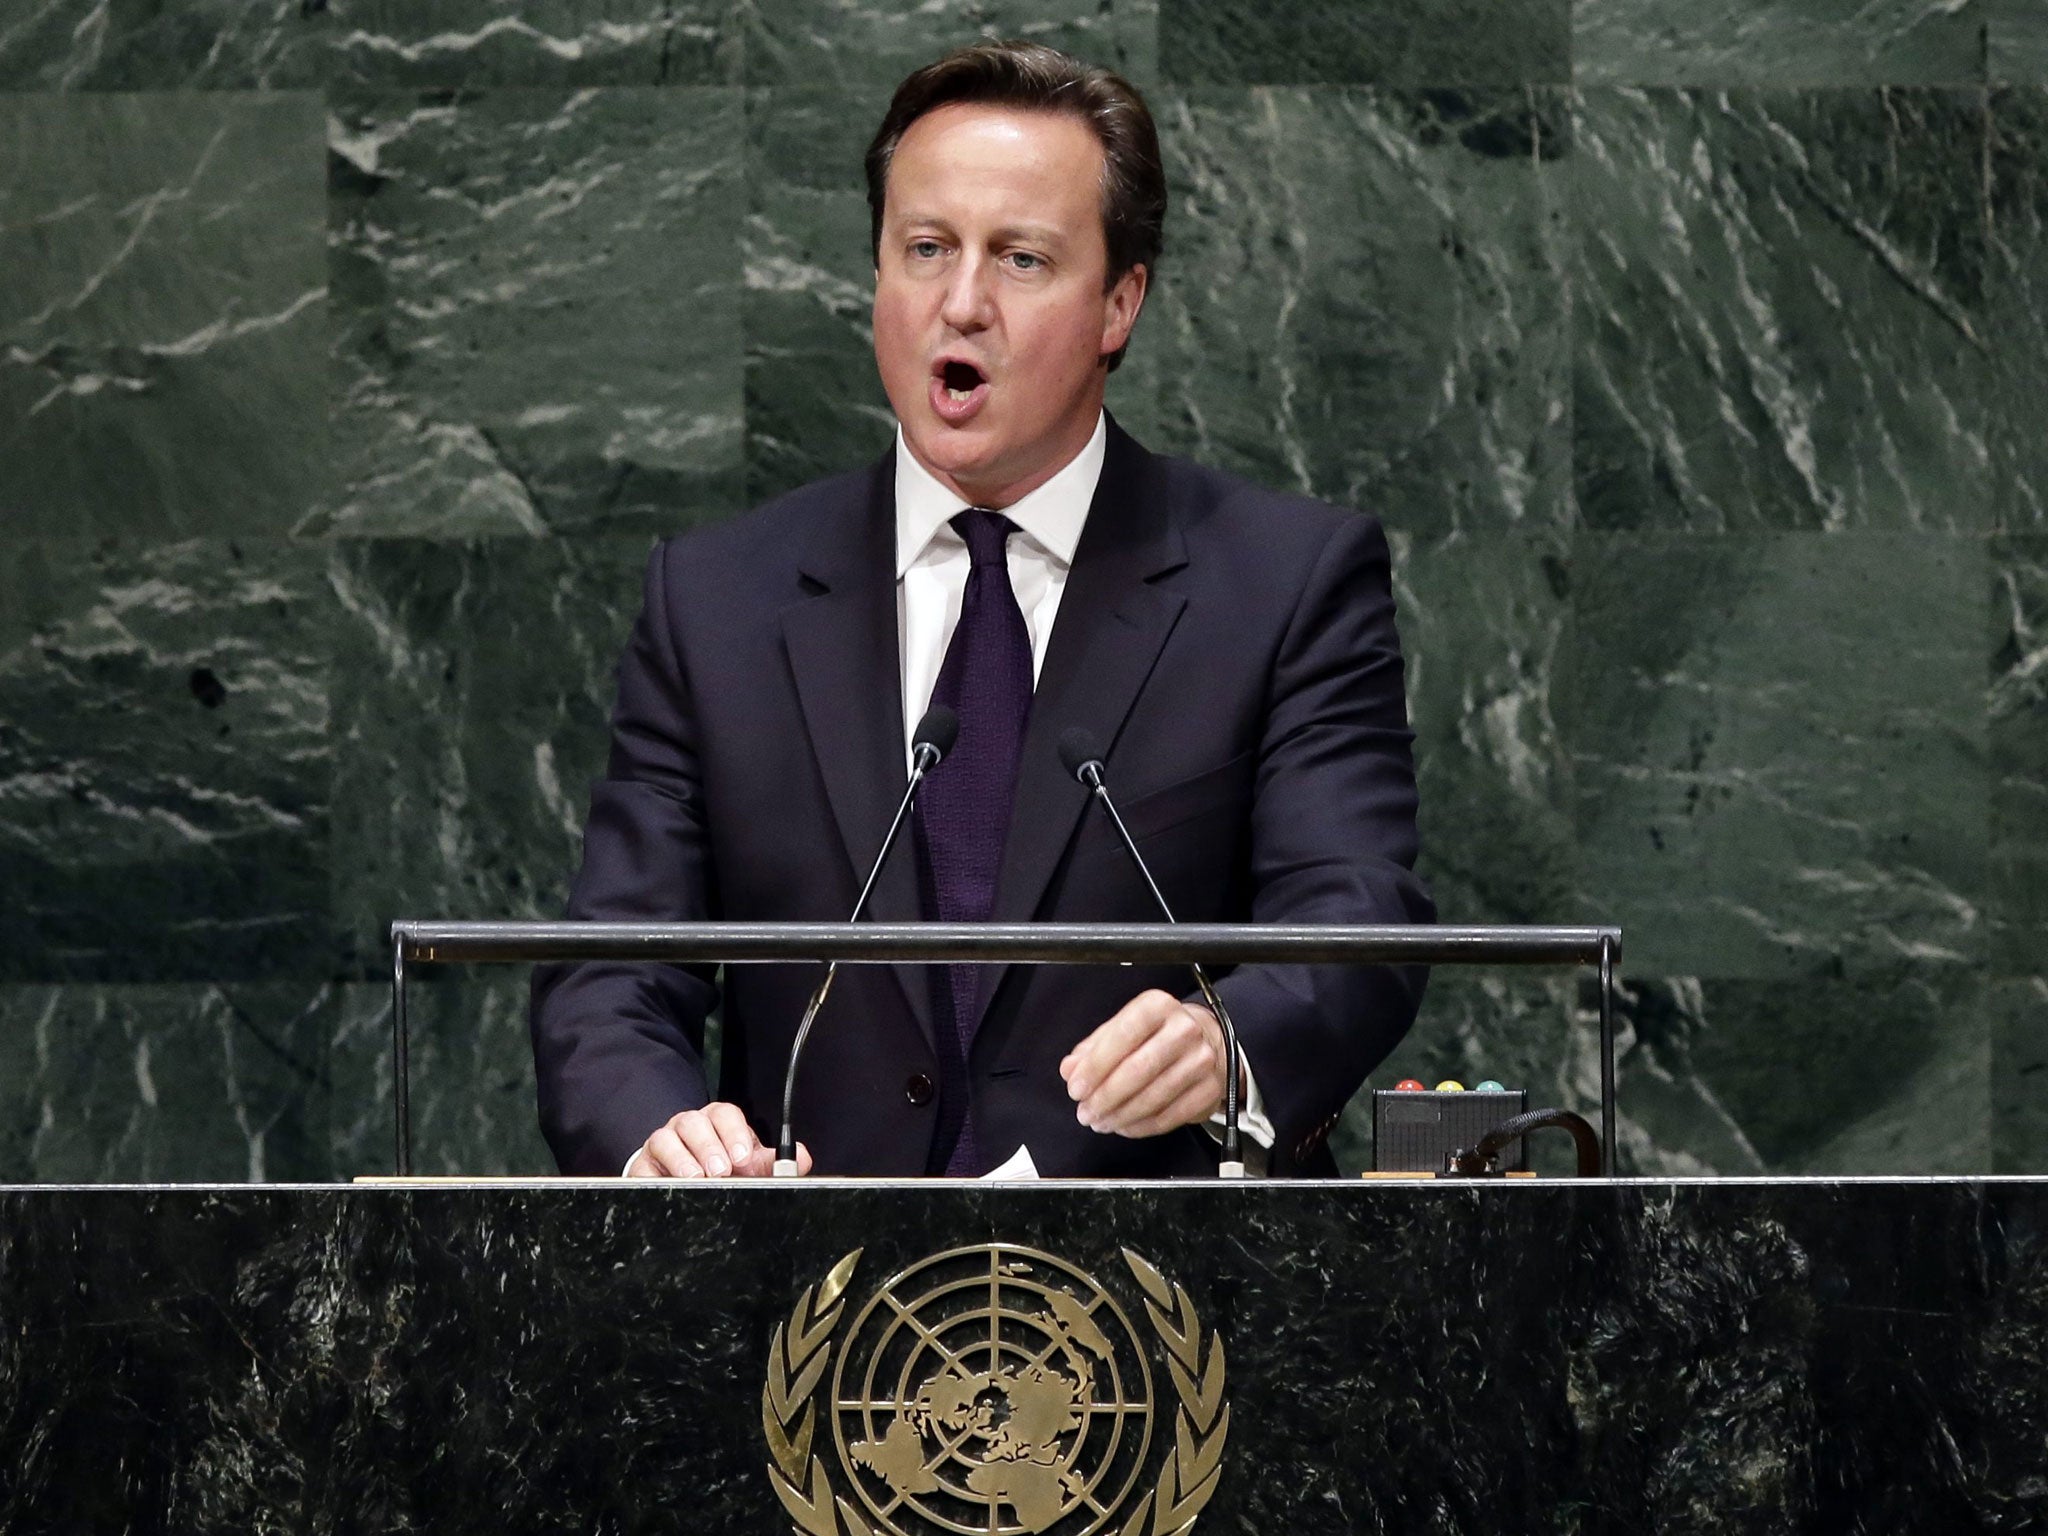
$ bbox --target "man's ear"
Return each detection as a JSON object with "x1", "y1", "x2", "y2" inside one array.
[{"x1": 1100, "y1": 263, "x2": 1149, "y2": 359}]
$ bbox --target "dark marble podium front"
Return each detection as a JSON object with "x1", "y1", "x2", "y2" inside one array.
[{"x1": 1, "y1": 1178, "x2": 2043, "y2": 1534}]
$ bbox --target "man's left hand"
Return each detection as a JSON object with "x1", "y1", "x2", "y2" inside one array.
[{"x1": 1059, "y1": 989, "x2": 1231, "y2": 1138}]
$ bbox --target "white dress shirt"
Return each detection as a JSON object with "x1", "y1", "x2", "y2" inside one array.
[
  {"x1": 895, "y1": 414, "x2": 1102, "y2": 740},
  {"x1": 892, "y1": 413, "x2": 1274, "y2": 1156}
]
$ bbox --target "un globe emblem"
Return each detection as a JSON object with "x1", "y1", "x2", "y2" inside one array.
[
  {"x1": 763, "y1": 1245, "x2": 1230, "y2": 1536},
  {"x1": 833, "y1": 1244, "x2": 1152, "y2": 1535}
]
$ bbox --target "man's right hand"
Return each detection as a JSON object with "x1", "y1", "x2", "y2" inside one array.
[{"x1": 626, "y1": 1103, "x2": 812, "y2": 1178}]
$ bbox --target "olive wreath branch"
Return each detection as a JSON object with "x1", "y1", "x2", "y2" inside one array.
[
  {"x1": 763, "y1": 1248, "x2": 865, "y2": 1536},
  {"x1": 1120, "y1": 1250, "x2": 1231, "y2": 1536}
]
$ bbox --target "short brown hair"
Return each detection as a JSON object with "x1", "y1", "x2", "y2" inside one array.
[{"x1": 865, "y1": 41, "x2": 1165, "y2": 371}]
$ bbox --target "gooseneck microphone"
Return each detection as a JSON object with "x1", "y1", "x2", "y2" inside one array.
[
  {"x1": 1057, "y1": 727, "x2": 1248, "y2": 1178},
  {"x1": 773, "y1": 704, "x2": 959, "y2": 1176}
]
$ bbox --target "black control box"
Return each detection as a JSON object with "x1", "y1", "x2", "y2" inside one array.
[{"x1": 1372, "y1": 1089, "x2": 1529, "y2": 1173}]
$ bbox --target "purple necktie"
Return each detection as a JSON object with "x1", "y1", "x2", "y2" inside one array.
[{"x1": 914, "y1": 509, "x2": 1032, "y2": 1176}]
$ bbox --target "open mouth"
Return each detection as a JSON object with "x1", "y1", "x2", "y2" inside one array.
[
  {"x1": 928, "y1": 358, "x2": 991, "y2": 424},
  {"x1": 938, "y1": 359, "x2": 986, "y2": 400}
]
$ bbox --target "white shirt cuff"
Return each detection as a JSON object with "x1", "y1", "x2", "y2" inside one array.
[{"x1": 1206, "y1": 1059, "x2": 1277, "y2": 1149}]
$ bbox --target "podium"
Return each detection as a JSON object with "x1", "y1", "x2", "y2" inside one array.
[
  {"x1": 2, "y1": 1177, "x2": 2045, "y2": 1531},
  {"x1": 9, "y1": 924, "x2": 2028, "y2": 1529}
]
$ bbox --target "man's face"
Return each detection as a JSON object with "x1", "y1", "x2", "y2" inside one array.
[{"x1": 872, "y1": 103, "x2": 1147, "y2": 508}]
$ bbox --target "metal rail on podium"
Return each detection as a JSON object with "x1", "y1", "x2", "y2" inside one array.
[{"x1": 388, "y1": 920, "x2": 1622, "y2": 1178}]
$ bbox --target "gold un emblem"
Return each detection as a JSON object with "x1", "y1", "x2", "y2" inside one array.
[{"x1": 763, "y1": 1244, "x2": 1230, "y2": 1536}]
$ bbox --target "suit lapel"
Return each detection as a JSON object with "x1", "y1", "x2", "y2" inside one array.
[
  {"x1": 780, "y1": 449, "x2": 933, "y2": 1044},
  {"x1": 971, "y1": 420, "x2": 1190, "y2": 1027}
]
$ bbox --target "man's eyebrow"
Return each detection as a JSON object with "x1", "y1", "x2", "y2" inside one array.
[
  {"x1": 990, "y1": 223, "x2": 1066, "y2": 247},
  {"x1": 889, "y1": 213, "x2": 1067, "y2": 248}
]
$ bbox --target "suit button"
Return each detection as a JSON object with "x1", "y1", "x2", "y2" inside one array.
[{"x1": 904, "y1": 1073, "x2": 934, "y2": 1107}]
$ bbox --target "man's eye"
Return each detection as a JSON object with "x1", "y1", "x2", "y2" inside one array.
[
  {"x1": 1010, "y1": 252, "x2": 1043, "y2": 270},
  {"x1": 910, "y1": 240, "x2": 943, "y2": 259}
]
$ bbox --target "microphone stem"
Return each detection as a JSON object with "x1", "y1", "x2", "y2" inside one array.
[
  {"x1": 776, "y1": 743, "x2": 938, "y2": 1173},
  {"x1": 775, "y1": 963, "x2": 840, "y2": 1167},
  {"x1": 1089, "y1": 781, "x2": 1175, "y2": 921},
  {"x1": 1084, "y1": 775, "x2": 1244, "y2": 1174},
  {"x1": 849, "y1": 742, "x2": 936, "y2": 922}
]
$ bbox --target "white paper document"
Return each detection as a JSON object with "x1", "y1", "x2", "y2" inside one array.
[{"x1": 979, "y1": 1144, "x2": 1040, "y2": 1181}]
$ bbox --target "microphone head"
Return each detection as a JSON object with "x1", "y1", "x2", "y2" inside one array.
[
  {"x1": 913, "y1": 704, "x2": 959, "y2": 763},
  {"x1": 1058, "y1": 727, "x2": 1105, "y2": 783}
]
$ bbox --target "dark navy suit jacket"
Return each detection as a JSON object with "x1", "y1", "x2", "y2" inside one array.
[{"x1": 530, "y1": 419, "x2": 1433, "y2": 1177}]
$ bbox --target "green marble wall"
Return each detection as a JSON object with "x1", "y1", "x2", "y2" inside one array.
[{"x1": 3, "y1": 1, "x2": 2043, "y2": 1180}]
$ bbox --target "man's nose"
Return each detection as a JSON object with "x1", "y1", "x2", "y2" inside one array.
[{"x1": 938, "y1": 252, "x2": 997, "y2": 333}]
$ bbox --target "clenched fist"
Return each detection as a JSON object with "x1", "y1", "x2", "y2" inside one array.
[
  {"x1": 1058, "y1": 990, "x2": 1234, "y2": 1138},
  {"x1": 626, "y1": 1102, "x2": 812, "y2": 1178}
]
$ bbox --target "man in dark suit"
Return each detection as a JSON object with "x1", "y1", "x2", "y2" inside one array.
[{"x1": 530, "y1": 41, "x2": 1433, "y2": 1180}]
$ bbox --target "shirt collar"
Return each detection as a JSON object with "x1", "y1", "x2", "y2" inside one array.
[{"x1": 893, "y1": 411, "x2": 1106, "y2": 579}]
